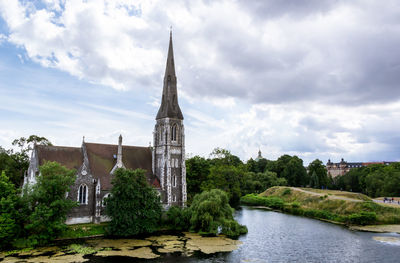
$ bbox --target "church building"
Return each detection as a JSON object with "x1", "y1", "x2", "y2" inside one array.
[{"x1": 23, "y1": 32, "x2": 187, "y2": 224}]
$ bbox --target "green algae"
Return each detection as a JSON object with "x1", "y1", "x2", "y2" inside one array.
[{"x1": 1, "y1": 233, "x2": 242, "y2": 261}]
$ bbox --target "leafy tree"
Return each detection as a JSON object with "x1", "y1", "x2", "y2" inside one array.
[
  {"x1": 12, "y1": 135, "x2": 52, "y2": 154},
  {"x1": 105, "y1": 168, "x2": 162, "y2": 236},
  {"x1": 281, "y1": 156, "x2": 308, "y2": 186},
  {"x1": 209, "y1": 148, "x2": 243, "y2": 167},
  {"x1": 308, "y1": 159, "x2": 328, "y2": 188},
  {"x1": 0, "y1": 136, "x2": 52, "y2": 188},
  {"x1": 0, "y1": 171, "x2": 22, "y2": 248},
  {"x1": 201, "y1": 165, "x2": 244, "y2": 207},
  {"x1": 309, "y1": 171, "x2": 319, "y2": 188},
  {"x1": 24, "y1": 161, "x2": 76, "y2": 245},
  {"x1": 241, "y1": 171, "x2": 286, "y2": 195},
  {"x1": 188, "y1": 189, "x2": 247, "y2": 237},
  {"x1": 246, "y1": 158, "x2": 269, "y2": 174},
  {"x1": 186, "y1": 156, "x2": 210, "y2": 203}
]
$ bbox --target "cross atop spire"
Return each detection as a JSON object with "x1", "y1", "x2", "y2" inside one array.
[{"x1": 156, "y1": 30, "x2": 183, "y2": 120}]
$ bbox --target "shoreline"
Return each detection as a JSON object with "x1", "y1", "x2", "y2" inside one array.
[{"x1": 244, "y1": 205, "x2": 400, "y2": 234}]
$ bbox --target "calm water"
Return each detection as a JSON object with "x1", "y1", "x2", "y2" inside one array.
[{"x1": 89, "y1": 207, "x2": 400, "y2": 263}]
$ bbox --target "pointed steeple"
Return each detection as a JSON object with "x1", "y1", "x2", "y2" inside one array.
[{"x1": 156, "y1": 30, "x2": 183, "y2": 120}]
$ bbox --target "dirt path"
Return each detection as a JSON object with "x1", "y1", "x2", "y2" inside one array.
[
  {"x1": 372, "y1": 199, "x2": 400, "y2": 207},
  {"x1": 290, "y1": 187, "x2": 363, "y2": 202},
  {"x1": 290, "y1": 187, "x2": 400, "y2": 206}
]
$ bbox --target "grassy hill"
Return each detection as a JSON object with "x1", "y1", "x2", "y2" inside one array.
[{"x1": 241, "y1": 186, "x2": 400, "y2": 226}]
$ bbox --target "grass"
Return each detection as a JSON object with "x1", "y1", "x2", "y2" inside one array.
[
  {"x1": 299, "y1": 188, "x2": 372, "y2": 201},
  {"x1": 242, "y1": 186, "x2": 400, "y2": 225},
  {"x1": 58, "y1": 223, "x2": 107, "y2": 239}
]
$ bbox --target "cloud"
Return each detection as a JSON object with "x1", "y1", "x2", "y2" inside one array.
[
  {"x1": 1, "y1": 0, "x2": 399, "y2": 105},
  {"x1": 1, "y1": 0, "x2": 399, "y2": 164}
]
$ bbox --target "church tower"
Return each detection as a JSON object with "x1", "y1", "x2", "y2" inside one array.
[{"x1": 153, "y1": 31, "x2": 186, "y2": 207}]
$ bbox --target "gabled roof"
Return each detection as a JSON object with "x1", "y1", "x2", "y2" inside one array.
[
  {"x1": 34, "y1": 143, "x2": 159, "y2": 191},
  {"x1": 36, "y1": 145, "x2": 82, "y2": 170},
  {"x1": 85, "y1": 143, "x2": 154, "y2": 190}
]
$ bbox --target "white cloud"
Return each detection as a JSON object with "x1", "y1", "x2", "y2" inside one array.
[{"x1": 1, "y1": 0, "x2": 399, "y2": 165}]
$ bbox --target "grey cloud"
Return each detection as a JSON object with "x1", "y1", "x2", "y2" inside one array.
[{"x1": 238, "y1": 0, "x2": 345, "y2": 20}]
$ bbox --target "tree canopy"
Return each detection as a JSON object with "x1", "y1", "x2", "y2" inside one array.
[{"x1": 105, "y1": 168, "x2": 162, "y2": 236}]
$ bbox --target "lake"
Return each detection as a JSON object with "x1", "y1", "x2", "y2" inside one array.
[
  {"x1": 88, "y1": 207, "x2": 400, "y2": 262},
  {"x1": 4, "y1": 207, "x2": 400, "y2": 262}
]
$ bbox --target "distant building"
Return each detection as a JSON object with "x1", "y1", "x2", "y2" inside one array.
[
  {"x1": 326, "y1": 158, "x2": 395, "y2": 178},
  {"x1": 23, "y1": 32, "x2": 187, "y2": 224},
  {"x1": 255, "y1": 149, "x2": 263, "y2": 161}
]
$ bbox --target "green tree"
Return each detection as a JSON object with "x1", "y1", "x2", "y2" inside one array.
[
  {"x1": 188, "y1": 189, "x2": 247, "y2": 237},
  {"x1": 281, "y1": 156, "x2": 308, "y2": 186},
  {"x1": 186, "y1": 156, "x2": 210, "y2": 203},
  {"x1": 201, "y1": 165, "x2": 244, "y2": 207},
  {"x1": 1, "y1": 136, "x2": 52, "y2": 188},
  {"x1": 24, "y1": 161, "x2": 76, "y2": 245},
  {"x1": 0, "y1": 171, "x2": 22, "y2": 248},
  {"x1": 209, "y1": 148, "x2": 243, "y2": 167},
  {"x1": 105, "y1": 168, "x2": 162, "y2": 236},
  {"x1": 308, "y1": 159, "x2": 328, "y2": 188}
]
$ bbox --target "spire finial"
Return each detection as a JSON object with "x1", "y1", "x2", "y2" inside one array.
[{"x1": 82, "y1": 136, "x2": 85, "y2": 143}]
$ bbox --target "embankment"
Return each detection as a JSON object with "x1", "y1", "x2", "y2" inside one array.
[{"x1": 241, "y1": 186, "x2": 400, "y2": 226}]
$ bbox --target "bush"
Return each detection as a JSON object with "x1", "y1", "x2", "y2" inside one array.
[
  {"x1": 105, "y1": 168, "x2": 162, "y2": 236},
  {"x1": 347, "y1": 212, "x2": 377, "y2": 225},
  {"x1": 303, "y1": 209, "x2": 335, "y2": 220},
  {"x1": 282, "y1": 188, "x2": 292, "y2": 195},
  {"x1": 165, "y1": 206, "x2": 191, "y2": 231},
  {"x1": 240, "y1": 194, "x2": 284, "y2": 209}
]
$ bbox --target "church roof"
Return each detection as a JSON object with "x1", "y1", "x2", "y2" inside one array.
[
  {"x1": 156, "y1": 31, "x2": 184, "y2": 120},
  {"x1": 36, "y1": 145, "x2": 82, "y2": 170},
  {"x1": 85, "y1": 143, "x2": 153, "y2": 190},
  {"x1": 35, "y1": 143, "x2": 158, "y2": 191}
]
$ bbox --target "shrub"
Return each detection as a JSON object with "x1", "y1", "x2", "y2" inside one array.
[
  {"x1": 282, "y1": 188, "x2": 292, "y2": 195},
  {"x1": 291, "y1": 202, "x2": 301, "y2": 208},
  {"x1": 165, "y1": 206, "x2": 191, "y2": 231},
  {"x1": 347, "y1": 212, "x2": 377, "y2": 225},
  {"x1": 240, "y1": 194, "x2": 284, "y2": 209}
]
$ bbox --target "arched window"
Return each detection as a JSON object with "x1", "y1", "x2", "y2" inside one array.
[
  {"x1": 102, "y1": 193, "x2": 111, "y2": 207},
  {"x1": 171, "y1": 124, "x2": 178, "y2": 142},
  {"x1": 78, "y1": 184, "x2": 88, "y2": 205}
]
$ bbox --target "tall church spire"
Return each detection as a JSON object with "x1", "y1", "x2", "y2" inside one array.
[{"x1": 156, "y1": 30, "x2": 183, "y2": 120}]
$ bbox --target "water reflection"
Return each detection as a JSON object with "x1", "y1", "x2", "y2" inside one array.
[{"x1": 227, "y1": 207, "x2": 400, "y2": 263}]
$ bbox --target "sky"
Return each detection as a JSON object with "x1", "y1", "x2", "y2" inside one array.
[{"x1": 0, "y1": 0, "x2": 399, "y2": 165}]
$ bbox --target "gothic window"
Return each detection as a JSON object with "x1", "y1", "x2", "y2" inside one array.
[
  {"x1": 173, "y1": 175, "x2": 176, "y2": 187},
  {"x1": 175, "y1": 159, "x2": 179, "y2": 168},
  {"x1": 171, "y1": 124, "x2": 178, "y2": 142},
  {"x1": 102, "y1": 193, "x2": 111, "y2": 207},
  {"x1": 173, "y1": 195, "x2": 177, "y2": 202},
  {"x1": 78, "y1": 184, "x2": 88, "y2": 205},
  {"x1": 96, "y1": 183, "x2": 100, "y2": 195}
]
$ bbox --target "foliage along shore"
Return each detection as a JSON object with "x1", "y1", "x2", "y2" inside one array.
[{"x1": 241, "y1": 186, "x2": 400, "y2": 226}]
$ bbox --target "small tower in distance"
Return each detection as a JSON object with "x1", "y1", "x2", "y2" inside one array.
[
  {"x1": 153, "y1": 30, "x2": 186, "y2": 207},
  {"x1": 255, "y1": 148, "x2": 263, "y2": 161}
]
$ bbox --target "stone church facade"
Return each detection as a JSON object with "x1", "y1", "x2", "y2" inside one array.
[{"x1": 23, "y1": 32, "x2": 187, "y2": 224}]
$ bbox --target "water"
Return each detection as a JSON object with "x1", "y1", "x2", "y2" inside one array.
[{"x1": 89, "y1": 207, "x2": 400, "y2": 263}]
